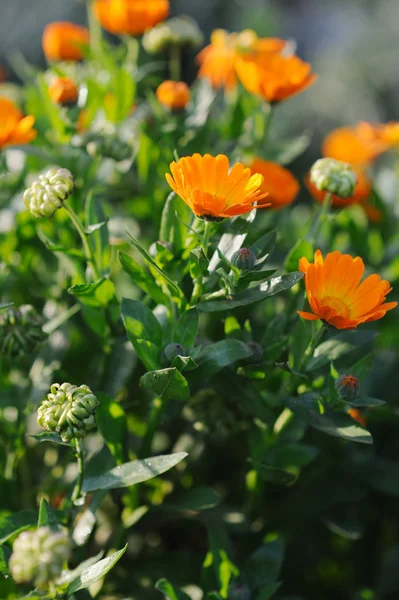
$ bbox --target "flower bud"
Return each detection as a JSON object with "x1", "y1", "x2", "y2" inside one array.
[
  {"x1": 48, "y1": 77, "x2": 79, "y2": 105},
  {"x1": 142, "y1": 16, "x2": 203, "y2": 54},
  {"x1": 9, "y1": 526, "x2": 70, "y2": 588},
  {"x1": 24, "y1": 167, "x2": 74, "y2": 218},
  {"x1": 156, "y1": 80, "x2": 191, "y2": 111},
  {"x1": 38, "y1": 382, "x2": 99, "y2": 442},
  {"x1": 0, "y1": 305, "x2": 47, "y2": 359},
  {"x1": 163, "y1": 342, "x2": 187, "y2": 363},
  {"x1": 232, "y1": 248, "x2": 257, "y2": 271},
  {"x1": 335, "y1": 374, "x2": 360, "y2": 399},
  {"x1": 310, "y1": 158, "x2": 357, "y2": 198}
]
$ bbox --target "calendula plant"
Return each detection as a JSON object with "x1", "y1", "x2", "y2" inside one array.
[{"x1": 1, "y1": 1, "x2": 399, "y2": 599}]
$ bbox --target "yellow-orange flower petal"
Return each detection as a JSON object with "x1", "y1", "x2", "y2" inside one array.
[
  {"x1": 305, "y1": 168, "x2": 371, "y2": 208},
  {"x1": 165, "y1": 153, "x2": 269, "y2": 220},
  {"x1": 348, "y1": 408, "x2": 367, "y2": 427},
  {"x1": 0, "y1": 97, "x2": 37, "y2": 149},
  {"x1": 298, "y1": 249, "x2": 397, "y2": 329},
  {"x1": 249, "y1": 158, "x2": 299, "y2": 208},
  {"x1": 197, "y1": 29, "x2": 286, "y2": 91},
  {"x1": 94, "y1": 0, "x2": 169, "y2": 36},
  {"x1": 42, "y1": 22, "x2": 89, "y2": 62},
  {"x1": 48, "y1": 77, "x2": 79, "y2": 105},
  {"x1": 235, "y1": 51, "x2": 316, "y2": 103},
  {"x1": 156, "y1": 80, "x2": 190, "y2": 110}
]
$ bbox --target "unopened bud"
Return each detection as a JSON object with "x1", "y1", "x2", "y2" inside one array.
[
  {"x1": 143, "y1": 16, "x2": 203, "y2": 54},
  {"x1": 0, "y1": 305, "x2": 47, "y2": 359},
  {"x1": 24, "y1": 167, "x2": 74, "y2": 218},
  {"x1": 9, "y1": 526, "x2": 70, "y2": 588},
  {"x1": 38, "y1": 382, "x2": 99, "y2": 442},
  {"x1": 163, "y1": 342, "x2": 187, "y2": 363},
  {"x1": 335, "y1": 374, "x2": 360, "y2": 399},
  {"x1": 232, "y1": 248, "x2": 257, "y2": 271},
  {"x1": 310, "y1": 158, "x2": 357, "y2": 198}
]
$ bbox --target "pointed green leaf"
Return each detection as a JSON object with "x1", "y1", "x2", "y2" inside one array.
[
  {"x1": 82, "y1": 452, "x2": 187, "y2": 492},
  {"x1": 37, "y1": 498, "x2": 59, "y2": 531},
  {"x1": 96, "y1": 394, "x2": 126, "y2": 464},
  {"x1": 119, "y1": 251, "x2": 169, "y2": 305},
  {"x1": 192, "y1": 339, "x2": 254, "y2": 382},
  {"x1": 68, "y1": 278, "x2": 115, "y2": 307},
  {"x1": 0, "y1": 510, "x2": 37, "y2": 544},
  {"x1": 0, "y1": 545, "x2": 11, "y2": 577},
  {"x1": 140, "y1": 368, "x2": 190, "y2": 401},
  {"x1": 30, "y1": 432, "x2": 74, "y2": 447},
  {"x1": 173, "y1": 309, "x2": 198, "y2": 349},
  {"x1": 66, "y1": 545, "x2": 128, "y2": 595},
  {"x1": 155, "y1": 578, "x2": 191, "y2": 600}
]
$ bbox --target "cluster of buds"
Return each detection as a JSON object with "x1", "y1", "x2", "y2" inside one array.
[
  {"x1": 0, "y1": 305, "x2": 47, "y2": 359},
  {"x1": 38, "y1": 382, "x2": 99, "y2": 442},
  {"x1": 143, "y1": 15, "x2": 203, "y2": 54},
  {"x1": 24, "y1": 167, "x2": 74, "y2": 218},
  {"x1": 9, "y1": 526, "x2": 70, "y2": 588},
  {"x1": 86, "y1": 133, "x2": 132, "y2": 162},
  {"x1": 232, "y1": 248, "x2": 257, "y2": 271},
  {"x1": 310, "y1": 158, "x2": 357, "y2": 198},
  {"x1": 163, "y1": 342, "x2": 188, "y2": 364}
]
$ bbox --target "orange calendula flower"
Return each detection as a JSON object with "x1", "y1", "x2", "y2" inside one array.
[
  {"x1": 94, "y1": 0, "x2": 169, "y2": 36},
  {"x1": 156, "y1": 80, "x2": 190, "y2": 110},
  {"x1": 298, "y1": 249, "x2": 397, "y2": 329},
  {"x1": 165, "y1": 153, "x2": 269, "y2": 221},
  {"x1": 48, "y1": 77, "x2": 79, "y2": 105},
  {"x1": 305, "y1": 168, "x2": 371, "y2": 208},
  {"x1": 197, "y1": 29, "x2": 286, "y2": 91},
  {"x1": 249, "y1": 158, "x2": 299, "y2": 208},
  {"x1": 42, "y1": 22, "x2": 89, "y2": 62},
  {"x1": 0, "y1": 97, "x2": 37, "y2": 149},
  {"x1": 348, "y1": 408, "x2": 366, "y2": 428},
  {"x1": 235, "y1": 51, "x2": 316, "y2": 103}
]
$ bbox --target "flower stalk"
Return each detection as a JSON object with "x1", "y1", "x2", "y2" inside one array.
[
  {"x1": 72, "y1": 438, "x2": 86, "y2": 504},
  {"x1": 63, "y1": 203, "x2": 101, "y2": 280}
]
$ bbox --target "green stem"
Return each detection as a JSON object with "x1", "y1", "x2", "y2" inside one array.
[
  {"x1": 298, "y1": 325, "x2": 325, "y2": 373},
  {"x1": 190, "y1": 221, "x2": 213, "y2": 305},
  {"x1": 64, "y1": 203, "x2": 101, "y2": 280},
  {"x1": 42, "y1": 303, "x2": 81, "y2": 335},
  {"x1": 254, "y1": 101, "x2": 273, "y2": 147},
  {"x1": 139, "y1": 397, "x2": 165, "y2": 458},
  {"x1": 87, "y1": 0, "x2": 103, "y2": 57},
  {"x1": 169, "y1": 45, "x2": 181, "y2": 81},
  {"x1": 202, "y1": 220, "x2": 212, "y2": 259},
  {"x1": 71, "y1": 438, "x2": 85, "y2": 504},
  {"x1": 307, "y1": 192, "x2": 332, "y2": 245}
]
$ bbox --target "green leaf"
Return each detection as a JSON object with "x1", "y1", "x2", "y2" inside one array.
[
  {"x1": 155, "y1": 578, "x2": 191, "y2": 600},
  {"x1": 121, "y1": 298, "x2": 163, "y2": 370},
  {"x1": 82, "y1": 452, "x2": 187, "y2": 492},
  {"x1": 127, "y1": 232, "x2": 186, "y2": 306},
  {"x1": 256, "y1": 582, "x2": 282, "y2": 600},
  {"x1": 66, "y1": 545, "x2": 128, "y2": 596},
  {"x1": 284, "y1": 239, "x2": 313, "y2": 273},
  {"x1": 173, "y1": 309, "x2": 198, "y2": 349},
  {"x1": 250, "y1": 229, "x2": 277, "y2": 259},
  {"x1": 68, "y1": 278, "x2": 115, "y2": 307},
  {"x1": 96, "y1": 394, "x2": 126, "y2": 464},
  {"x1": 235, "y1": 269, "x2": 277, "y2": 292},
  {"x1": 348, "y1": 353, "x2": 373, "y2": 384},
  {"x1": 343, "y1": 396, "x2": 385, "y2": 407},
  {"x1": 85, "y1": 193, "x2": 109, "y2": 272},
  {"x1": 359, "y1": 457, "x2": 399, "y2": 497},
  {"x1": 171, "y1": 355, "x2": 198, "y2": 373},
  {"x1": 252, "y1": 461, "x2": 296, "y2": 486},
  {"x1": 30, "y1": 432, "x2": 74, "y2": 448},
  {"x1": 163, "y1": 486, "x2": 220, "y2": 511},
  {"x1": 58, "y1": 551, "x2": 104, "y2": 585},
  {"x1": 287, "y1": 396, "x2": 373, "y2": 444},
  {"x1": 0, "y1": 510, "x2": 37, "y2": 544},
  {"x1": 267, "y1": 133, "x2": 311, "y2": 164},
  {"x1": 37, "y1": 498, "x2": 59, "y2": 531},
  {"x1": 189, "y1": 248, "x2": 209, "y2": 279},
  {"x1": 192, "y1": 339, "x2": 253, "y2": 382},
  {"x1": 197, "y1": 273, "x2": 303, "y2": 312},
  {"x1": 140, "y1": 368, "x2": 190, "y2": 402},
  {"x1": 308, "y1": 339, "x2": 357, "y2": 371},
  {"x1": 0, "y1": 545, "x2": 11, "y2": 577},
  {"x1": 243, "y1": 536, "x2": 284, "y2": 590},
  {"x1": 119, "y1": 251, "x2": 169, "y2": 305}
]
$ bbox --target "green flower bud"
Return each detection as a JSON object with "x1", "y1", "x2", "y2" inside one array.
[
  {"x1": 163, "y1": 342, "x2": 187, "y2": 364},
  {"x1": 38, "y1": 382, "x2": 99, "y2": 442},
  {"x1": 232, "y1": 248, "x2": 257, "y2": 271},
  {"x1": 86, "y1": 135, "x2": 132, "y2": 162},
  {"x1": 9, "y1": 526, "x2": 70, "y2": 588},
  {"x1": 24, "y1": 167, "x2": 74, "y2": 218},
  {"x1": 335, "y1": 374, "x2": 360, "y2": 399},
  {"x1": 0, "y1": 305, "x2": 47, "y2": 359},
  {"x1": 310, "y1": 158, "x2": 357, "y2": 198},
  {"x1": 143, "y1": 16, "x2": 204, "y2": 54}
]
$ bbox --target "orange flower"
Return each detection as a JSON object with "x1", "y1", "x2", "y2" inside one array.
[
  {"x1": 380, "y1": 121, "x2": 399, "y2": 146},
  {"x1": 156, "y1": 81, "x2": 190, "y2": 110},
  {"x1": 322, "y1": 126, "x2": 388, "y2": 166},
  {"x1": 298, "y1": 249, "x2": 397, "y2": 329},
  {"x1": 348, "y1": 408, "x2": 366, "y2": 427},
  {"x1": 94, "y1": 0, "x2": 169, "y2": 36},
  {"x1": 0, "y1": 97, "x2": 37, "y2": 149},
  {"x1": 305, "y1": 168, "x2": 371, "y2": 208},
  {"x1": 249, "y1": 158, "x2": 299, "y2": 208},
  {"x1": 235, "y1": 51, "x2": 316, "y2": 103},
  {"x1": 197, "y1": 29, "x2": 286, "y2": 91},
  {"x1": 42, "y1": 22, "x2": 89, "y2": 62},
  {"x1": 48, "y1": 77, "x2": 79, "y2": 105},
  {"x1": 165, "y1": 153, "x2": 269, "y2": 221}
]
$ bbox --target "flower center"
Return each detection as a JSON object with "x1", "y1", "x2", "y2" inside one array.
[{"x1": 321, "y1": 296, "x2": 351, "y2": 318}]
